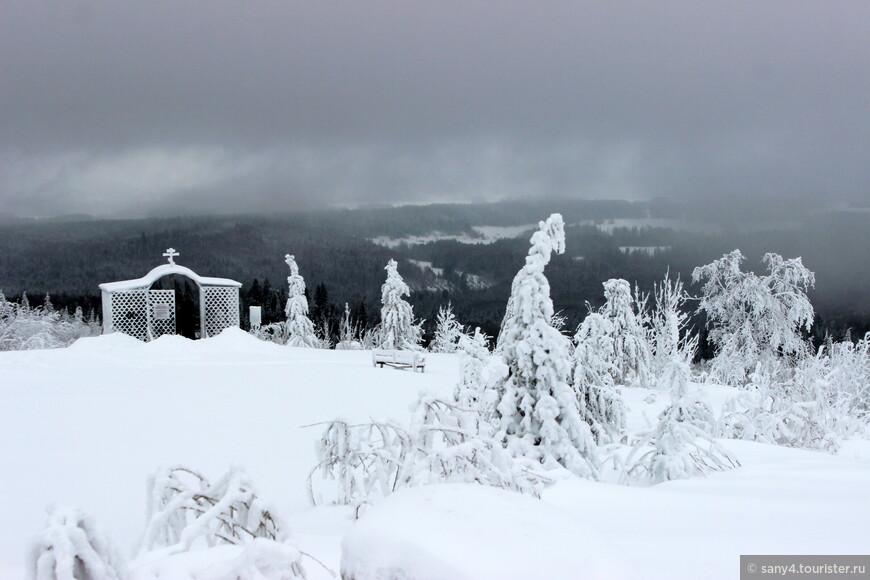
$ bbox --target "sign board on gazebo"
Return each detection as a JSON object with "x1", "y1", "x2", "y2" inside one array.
[{"x1": 99, "y1": 249, "x2": 242, "y2": 341}]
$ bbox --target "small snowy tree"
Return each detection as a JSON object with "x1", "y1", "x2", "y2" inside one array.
[
  {"x1": 693, "y1": 250, "x2": 815, "y2": 385},
  {"x1": 572, "y1": 313, "x2": 626, "y2": 444},
  {"x1": 600, "y1": 279, "x2": 653, "y2": 387},
  {"x1": 283, "y1": 254, "x2": 319, "y2": 348},
  {"x1": 379, "y1": 259, "x2": 422, "y2": 350},
  {"x1": 429, "y1": 302, "x2": 462, "y2": 353},
  {"x1": 454, "y1": 328, "x2": 492, "y2": 415},
  {"x1": 650, "y1": 272, "x2": 698, "y2": 377},
  {"x1": 493, "y1": 214, "x2": 599, "y2": 478},
  {"x1": 27, "y1": 504, "x2": 128, "y2": 580}
]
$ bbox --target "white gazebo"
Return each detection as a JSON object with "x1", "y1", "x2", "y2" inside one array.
[{"x1": 99, "y1": 248, "x2": 242, "y2": 341}]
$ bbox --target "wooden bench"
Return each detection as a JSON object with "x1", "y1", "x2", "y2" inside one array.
[{"x1": 372, "y1": 349, "x2": 427, "y2": 373}]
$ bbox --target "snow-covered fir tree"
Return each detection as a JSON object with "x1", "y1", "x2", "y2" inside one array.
[
  {"x1": 430, "y1": 302, "x2": 462, "y2": 353},
  {"x1": 454, "y1": 327, "x2": 491, "y2": 414},
  {"x1": 572, "y1": 313, "x2": 626, "y2": 444},
  {"x1": 493, "y1": 214, "x2": 599, "y2": 478},
  {"x1": 283, "y1": 254, "x2": 319, "y2": 348},
  {"x1": 600, "y1": 279, "x2": 653, "y2": 387},
  {"x1": 379, "y1": 259, "x2": 422, "y2": 350},
  {"x1": 693, "y1": 250, "x2": 815, "y2": 385}
]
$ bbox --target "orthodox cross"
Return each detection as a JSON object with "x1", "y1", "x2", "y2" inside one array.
[{"x1": 163, "y1": 248, "x2": 180, "y2": 265}]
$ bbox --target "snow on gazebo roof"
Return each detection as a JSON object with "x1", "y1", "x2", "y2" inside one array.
[{"x1": 99, "y1": 248, "x2": 242, "y2": 293}]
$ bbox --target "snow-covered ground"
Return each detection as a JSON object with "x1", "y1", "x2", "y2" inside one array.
[{"x1": 2, "y1": 331, "x2": 868, "y2": 579}]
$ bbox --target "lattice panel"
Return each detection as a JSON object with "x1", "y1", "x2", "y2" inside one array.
[
  {"x1": 147, "y1": 290, "x2": 176, "y2": 340},
  {"x1": 203, "y1": 286, "x2": 240, "y2": 338},
  {"x1": 110, "y1": 290, "x2": 149, "y2": 341}
]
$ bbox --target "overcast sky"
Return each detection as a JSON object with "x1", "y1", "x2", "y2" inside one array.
[{"x1": 1, "y1": 1, "x2": 868, "y2": 217}]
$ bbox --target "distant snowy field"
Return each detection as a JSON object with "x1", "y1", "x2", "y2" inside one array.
[
  {"x1": 370, "y1": 224, "x2": 537, "y2": 247},
  {"x1": 2, "y1": 330, "x2": 869, "y2": 579}
]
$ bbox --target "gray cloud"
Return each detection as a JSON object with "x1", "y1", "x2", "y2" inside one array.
[{"x1": 1, "y1": 1, "x2": 868, "y2": 216}]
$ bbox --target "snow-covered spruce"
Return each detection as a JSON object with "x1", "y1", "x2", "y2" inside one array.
[
  {"x1": 627, "y1": 360, "x2": 738, "y2": 483},
  {"x1": 26, "y1": 504, "x2": 128, "y2": 580},
  {"x1": 454, "y1": 327, "x2": 493, "y2": 418},
  {"x1": 379, "y1": 259, "x2": 423, "y2": 351},
  {"x1": 693, "y1": 250, "x2": 815, "y2": 385},
  {"x1": 283, "y1": 254, "x2": 320, "y2": 348},
  {"x1": 599, "y1": 278, "x2": 653, "y2": 388},
  {"x1": 429, "y1": 302, "x2": 463, "y2": 353},
  {"x1": 493, "y1": 214, "x2": 599, "y2": 478},
  {"x1": 137, "y1": 466, "x2": 287, "y2": 557},
  {"x1": 572, "y1": 313, "x2": 626, "y2": 445}
]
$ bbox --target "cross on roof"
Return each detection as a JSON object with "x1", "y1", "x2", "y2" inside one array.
[{"x1": 163, "y1": 248, "x2": 179, "y2": 265}]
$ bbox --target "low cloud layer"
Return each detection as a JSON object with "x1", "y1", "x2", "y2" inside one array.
[{"x1": 2, "y1": 1, "x2": 868, "y2": 217}]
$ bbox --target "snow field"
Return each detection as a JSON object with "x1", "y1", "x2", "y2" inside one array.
[
  {"x1": 2, "y1": 330, "x2": 869, "y2": 579},
  {"x1": 0, "y1": 330, "x2": 456, "y2": 577}
]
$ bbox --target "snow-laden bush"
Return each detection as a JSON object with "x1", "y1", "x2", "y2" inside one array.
[
  {"x1": 0, "y1": 292, "x2": 100, "y2": 351},
  {"x1": 429, "y1": 302, "x2": 463, "y2": 353},
  {"x1": 650, "y1": 272, "x2": 698, "y2": 377},
  {"x1": 359, "y1": 325, "x2": 382, "y2": 350},
  {"x1": 822, "y1": 333, "x2": 870, "y2": 435},
  {"x1": 716, "y1": 361, "x2": 839, "y2": 452},
  {"x1": 308, "y1": 395, "x2": 547, "y2": 509},
  {"x1": 627, "y1": 360, "x2": 738, "y2": 483},
  {"x1": 335, "y1": 303, "x2": 363, "y2": 350},
  {"x1": 572, "y1": 313, "x2": 626, "y2": 445},
  {"x1": 693, "y1": 250, "x2": 815, "y2": 386},
  {"x1": 26, "y1": 504, "x2": 128, "y2": 580},
  {"x1": 379, "y1": 259, "x2": 423, "y2": 350},
  {"x1": 493, "y1": 214, "x2": 599, "y2": 479},
  {"x1": 717, "y1": 334, "x2": 869, "y2": 451},
  {"x1": 137, "y1": 466, "x2": 287, "y2": 557}
]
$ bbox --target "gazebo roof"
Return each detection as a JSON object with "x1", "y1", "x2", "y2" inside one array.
[{"x1": 99, "y1": 263, "x2": 242, "y2": 293}]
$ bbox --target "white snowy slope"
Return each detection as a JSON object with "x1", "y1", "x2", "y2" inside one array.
[
  {"x1": 1, "y1": 331, "x2": 869, "y2": 579},
  {"x1": 342, "y1": 483, "x2": 629, "y2": 580},
  {"x1": 0, "y1": 330, "x2": 455, "y2": 578}
]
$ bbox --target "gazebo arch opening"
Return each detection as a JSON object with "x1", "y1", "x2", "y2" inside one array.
[
  {"x1": 99, "y1": 249, "x2": 241, "y2": 342},
  {"x1": 149, "y1": 273, "x2": 203, "y2": 339}
]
